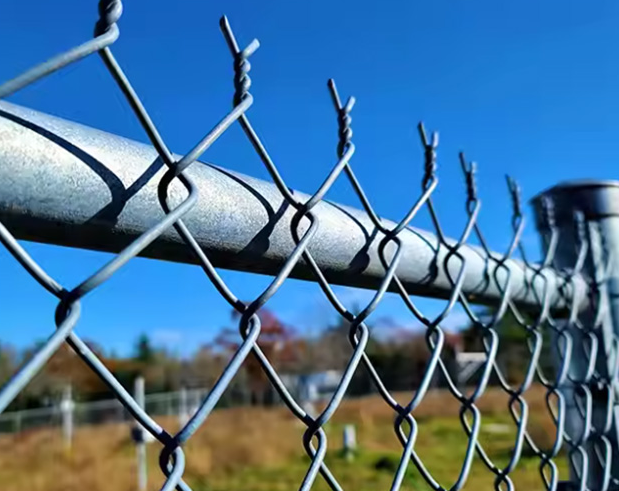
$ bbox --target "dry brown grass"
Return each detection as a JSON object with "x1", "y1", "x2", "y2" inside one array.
[{"x1": 0, "y1": 386, "x2": 566, "y2": 491}]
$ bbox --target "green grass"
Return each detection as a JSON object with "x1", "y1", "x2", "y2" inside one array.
[
  {"x1": 183, "y1": 408, "x2": 566, "y2": 490},
  {"x1": 0, "y1": 388, "x2": 568, "y2": 490}
]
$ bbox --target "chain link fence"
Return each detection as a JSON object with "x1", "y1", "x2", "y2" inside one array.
[
  {"x1": 1, "y1": 1, "x2": 618, "y2": 490},
  {"x1": 0, "y1": 387, "x2": 209, "y2": 435}
]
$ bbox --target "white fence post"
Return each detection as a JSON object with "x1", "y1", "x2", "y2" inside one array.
[
  {"x1": 60, "y1": 384, "x2": 74, "y2": 451},
  {"x1": 343, "y1": 424, "x2": 356, "y2": 461},
  {"x1": 179, "y1": 387, "x2": 189, "y2": 427},
  {"x1": 133, "y1": 377, "x2": 148, "y2": 491},
  {"x1": 191, "y1": 389, "x2": 201, "y2": 417}
]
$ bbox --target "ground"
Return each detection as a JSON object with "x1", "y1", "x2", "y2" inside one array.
[{"x1": 0, "y1": 386, "x2": 567, "y2": 490}]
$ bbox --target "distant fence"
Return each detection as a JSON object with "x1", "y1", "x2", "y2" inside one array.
[
  {"x1": 1, "y1": 1, "x2": 619, "y2": 490},
  {"x1": 0, "y1": 372, "x2": 349, "y2": 438},
  {"x1": 0, "y1": 386, "x2": 209, "y2": 436}
]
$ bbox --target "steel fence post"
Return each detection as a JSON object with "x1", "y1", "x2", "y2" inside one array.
[{"x1": 533, "y1": 181, "x2": 619, "y2": 489}]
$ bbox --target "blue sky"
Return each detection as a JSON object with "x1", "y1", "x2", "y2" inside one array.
[{"x1": 1, "y1": 0, "x2": 618, "y2": 357}]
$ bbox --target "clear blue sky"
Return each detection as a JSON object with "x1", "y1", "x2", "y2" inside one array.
[{"x1": 1, "y1": 0, "x2": 618, "y2": 357}]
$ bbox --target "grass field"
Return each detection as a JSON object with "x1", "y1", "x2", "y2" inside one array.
[{"x1": 0, "y1": 386, "x2": 567, "y2": 490}]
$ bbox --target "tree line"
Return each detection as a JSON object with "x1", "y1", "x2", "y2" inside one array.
[{"x1": 0, "y1": 307, "x2": 556, "y2": 410}]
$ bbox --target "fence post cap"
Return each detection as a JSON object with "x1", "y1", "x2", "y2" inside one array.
[{"x1": 532, "y1": 179, "x2": 619, "y2": 226}]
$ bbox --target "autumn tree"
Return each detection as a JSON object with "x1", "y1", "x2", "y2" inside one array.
[
  {"x1": 214, "y1": 308, "x2": 301, "y2": 405},
  {"x1": 0, "y1": 343, "x2": 16, "y2": 385},
  {"x1": 16, "y1": 341, "x2": 108, "y2": 408}
]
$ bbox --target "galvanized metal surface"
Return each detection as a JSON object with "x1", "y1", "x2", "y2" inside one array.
[
  {"x1": 0, "y1": 1, "x2": 613, "y2": 490},
  {"x1": 533, "y1": 183, "x2": 619, "y2": 490},
  {"x1": 0, "y1": 101, "x2": 583, "y2": 310}
]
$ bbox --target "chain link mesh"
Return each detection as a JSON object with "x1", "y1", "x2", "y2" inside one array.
[{"x1": 0, "y1": 1, "x2": 617, "y2": 490}]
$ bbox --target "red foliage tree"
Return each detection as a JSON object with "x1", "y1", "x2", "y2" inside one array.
[{"x1": 213, "y1": 308, "x2": 302, "y2": 404}]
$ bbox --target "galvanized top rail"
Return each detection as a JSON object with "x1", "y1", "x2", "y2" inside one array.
[{"x1": 0, "y1": 101, "x2": 584, "y2": 311}]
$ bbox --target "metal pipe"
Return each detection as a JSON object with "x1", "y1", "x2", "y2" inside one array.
[{"x1": 0, "y1": 101, "x2": 583, "y2": 310}]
